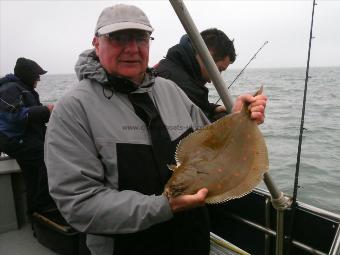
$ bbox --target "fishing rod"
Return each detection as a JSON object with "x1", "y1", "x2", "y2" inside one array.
[
  {"x1": 215, "y1": 40, "x2": 268, "y2": 105},
  {"x1": 286, "y1": 0, "x2": 317, "y2": 254}
]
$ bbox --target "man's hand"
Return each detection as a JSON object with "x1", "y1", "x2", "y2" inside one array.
[
  {"x1": 168, "y1": 188, "x2": 208, "y2": 213},
  {"x1": 47, "y1": 104, "x2": 54, "y2": 112},
  {"x1": 232, "y1": 93, "x2": 267, "y2": 125},
  {"x1": 215, "y1": 105, "x2": 226, "y2": 113}
]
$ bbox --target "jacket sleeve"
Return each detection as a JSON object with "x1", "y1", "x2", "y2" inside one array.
[
  {"x1": 44, "y1": 95, "x2": 173, "y2": 235},
  {"x1": 179, "y1": 83, "x2": 206, "y2": 108},
  {"x1": 27, "y1": 105, "x2": 50, "y2": 123}
]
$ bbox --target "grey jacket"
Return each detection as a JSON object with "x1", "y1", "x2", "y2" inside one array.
[{"x1": 44, "y1": 49, "x2": 210, "y2": 254}]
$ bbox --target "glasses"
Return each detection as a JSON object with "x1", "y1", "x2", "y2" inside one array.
[{"x1": 103, "y1": 32, "x2": 154, "y2": 47}]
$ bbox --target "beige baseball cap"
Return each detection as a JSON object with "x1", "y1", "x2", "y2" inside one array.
[{"x1": 95, "y1": 4, "x2": 154, "y2": 36}]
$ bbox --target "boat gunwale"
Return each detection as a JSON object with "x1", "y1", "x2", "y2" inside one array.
[{"x1": 253, "y1": 188, "x2": 340, "y2": 222}]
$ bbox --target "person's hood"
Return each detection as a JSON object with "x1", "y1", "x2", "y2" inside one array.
[
  {"x1": 14, "y1": 57, "x2": 47, "y2": 88},
  {"x1": 74, "y1": 49, "x2": 155, "y2": 93},
  {"x1": 165, "y1": 34, "x2": 205, "y2": 85},
  {"x1": 75, "y1": 49, "x2": 108, "y2": 84}
]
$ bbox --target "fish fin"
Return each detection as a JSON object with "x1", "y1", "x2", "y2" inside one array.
[
  {"x1": 167, "y1": 164, "x2": 177, "y2": 172},
  {"x1": 242, "y1": 86, "x2": 264, "y2": 115},
  {"x1": 254, "y1": 85, "x2": 264, "y2": 96},
  {"x1": 205, "y1": 168, "x2": 265, "y2": 205}
]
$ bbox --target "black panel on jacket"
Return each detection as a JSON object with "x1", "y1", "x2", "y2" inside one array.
[
  {"x1": 116, "y1": 128, "x2": 192, "y2": 195},
  {"x1": 115, "y1": 128, "x2": 209, "y2": 255},
  {"x1": 113, "y1": 207, "x2": 210, "y2": 255}
]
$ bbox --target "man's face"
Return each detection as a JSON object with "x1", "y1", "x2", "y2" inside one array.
[
  {"x1": 33, "y1": 76, "x2": 40, "y2": 89},
  {"x1": 198, "y1": 53, "x2": 231, "y2": 83},
  {"x1": 93, "y1": 29, "x2": 151, "y2": 84}
]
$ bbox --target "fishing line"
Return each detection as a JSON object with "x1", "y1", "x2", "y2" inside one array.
[
  {"x1": 214, "y1": 41, "x2": 268, "y2": 105},
  {"x1": 286, "y1": 0, "x2": 317, "y2": 253}
]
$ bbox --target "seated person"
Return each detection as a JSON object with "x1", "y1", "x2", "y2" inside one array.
[{"x1": 0, "y1": 57, "x2": 55, "y2": 215}]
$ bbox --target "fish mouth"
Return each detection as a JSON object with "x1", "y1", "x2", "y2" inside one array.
[
  {"x1": 163, "y1": 187, "x2": 172, "y2": 200},
  {"x1": 164, "y1": 183, "x2": 187, "y2": 199}
]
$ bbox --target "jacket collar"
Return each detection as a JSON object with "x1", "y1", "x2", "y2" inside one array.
[{"x1": 165, "y1": 34, "x2": 205, "y2": 86}]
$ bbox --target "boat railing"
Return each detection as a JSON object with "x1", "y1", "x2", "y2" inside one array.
[
  {"x1": 257, "y1": 188, "x2": 340, "y2": 255},
  {"x1": 209, "y1": 187, "x2": 340, "y2": 255}
]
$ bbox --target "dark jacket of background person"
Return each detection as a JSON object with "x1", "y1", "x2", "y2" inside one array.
[
  {"x1": 0, "y1": 74, "x2": 50, "y2": 139},
  {"x1": 155, "y1": 35, "x2": 219, "y2": 121},
  {"x1": 0, "y1": 57, "x2": 55, "y2": 214}
]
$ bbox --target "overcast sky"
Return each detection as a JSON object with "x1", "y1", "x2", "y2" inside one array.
[{"x1": 1, "y1": 0, "x2": 339, "y2": 75}]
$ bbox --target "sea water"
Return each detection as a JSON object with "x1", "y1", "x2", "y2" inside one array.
[{"x1": 37, "y1": 67, "x2": 340, "y2": 214}]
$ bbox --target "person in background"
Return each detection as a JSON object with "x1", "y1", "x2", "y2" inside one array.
[
  {"x1": 44, "y1": 4, "x2": 266, "y2": 255},
  {"x1": 155, "y1": 28, "x2": 262, "y2": 122},
  {"x1": 0, "y1": 57, "x2": 55, "y2": 215}
]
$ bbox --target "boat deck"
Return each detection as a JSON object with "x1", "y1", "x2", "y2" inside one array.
[
  {"x1": 0, "y1": 224, "x2": 248, "y2": 255},
  {"x1": 0, "y1": 224, "x2": 57, "y2": 255}
]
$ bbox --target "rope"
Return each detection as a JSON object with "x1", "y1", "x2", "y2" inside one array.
[{"x1": 271, "y1": 192, "x2": 292, "y2": 211}]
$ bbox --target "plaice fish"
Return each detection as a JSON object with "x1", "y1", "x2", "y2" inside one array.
[{"x1": 164, "y1": 87, "x2": 269, "y2": 204}]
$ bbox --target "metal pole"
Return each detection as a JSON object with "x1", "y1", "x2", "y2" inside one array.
[
  {"x1": 329, "y1": 225, "x2": 340, "y2": 255},
  {"x1": 263, "y1": 174, "x2": 290, "y2": 255},
  {"x1": 169, "y1": 1, "x2": 292, "y2": 254},
  {"x1": 276, "y1": 210, "x2": 285, "y2": 255},
  {"x1": 264, "y1": 198, "x2": 272, "y2": 255}
]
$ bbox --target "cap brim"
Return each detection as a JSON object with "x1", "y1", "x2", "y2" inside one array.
[
  {"x1": 33, "y1": 66, "x2": 47, "y2": 75},
  {"x1": 97, "y1": 22, "x2": 153, "y2": 35}
]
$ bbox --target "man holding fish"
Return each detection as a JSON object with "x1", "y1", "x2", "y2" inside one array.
[{"x1": 45, "y1": 4, "x2": 267, "y2": 255}]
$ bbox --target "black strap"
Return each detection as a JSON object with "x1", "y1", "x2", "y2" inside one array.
[
  {"x1": 128, "y1": 93, "x2": 172, "y2": 185},
  {"x1": 107, "y1": 74, "x2": 172, "y2": 185}
]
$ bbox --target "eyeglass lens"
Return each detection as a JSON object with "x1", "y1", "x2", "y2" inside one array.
[{"x1": 106, "y1": 32, "x2": 153, "y2": 46}]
